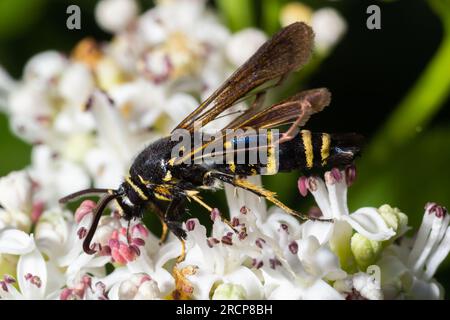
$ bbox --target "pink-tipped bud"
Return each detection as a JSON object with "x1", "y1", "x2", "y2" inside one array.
[
  {"x1": 210, "y1": 208, "x2": 221, "y2": 221},
  {"x1": 307, "y1": 177, "x2": 318, "y2": 192},
  {"x1": 221, "y1": 235, "x2": 233, "y2": 246},
  {"x1": 140, "y1": 275, "x2": 152, "y2": 284},
  {"x1": 345, "y1": 165, "x2": 357, "y2": 186},
  {"x1": 31, "y1": 201, "x2": 45, "y2": 224},
  {"x1": 240, "y1": 206, "x2": 248, "y2": 215},
  {"x1": 308, "y1": 206, "x2": 323, "y2": 218},
  {"x1": 60, "y1": 288, "x2": 73, "y2": 300},
  {"x1": 255, "y1": 238, "x2": 266, "y2": 249},
  {"x1": 289, "y1": 241, "x2": 298, "y2": 254},
  {"x1": 297, "y1": 176, "x2": 309, "y2": 197},
  {"x1": 186, "y1": 219, "x2": 196, "y2": 231},
  {"x1": 269, "y1": 258, "x2": 282, "y2": 269},
  {"x1": 238, "y1": 231, "x2": 248, "y2": 240},
  {"x1": 75, "y1": 200, "x2": 97, "y2": 223},
  {"x1": 132, "y1": 238, "x2": 145, "y2": 246},
  {"x1": 77, "y1": 227, "x2": 87, "y2": 239},
  {"x1": 331, "y1": 168, "x2": 343, "y2": 182},
  {"x1": 426, "y1": 202, "x2": 447, "y2": 218},
  {"x1": 99, "y1": 245, "x2": 112, "y2": 256},
  {"x1": 111, "y1": 248, "x2": 126, "y2": 265},
  {"x1": 119, "y1": 243, "x2": 136, "y2": 261},
  {"x1": 129, "y1": 244, "x2": 141, "y2": 257},
  {"x1": 132, "y1": 223, "x2": 149, "y2": 238},
  {"x1": 109, "y1": 238, "x2": 120, "y2": 249},
  {"x1": 3, "y1": 275, "x2": 15, "y2": 284},
  {"x1": 207, "y1": 237, "x2": 220, "y2": 248},
  {"x1": 82, "y1": 275, "x2": 92, "y2": 288}
]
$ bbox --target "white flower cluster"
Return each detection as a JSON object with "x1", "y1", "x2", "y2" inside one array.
[
  {"x1": 1, "y1": 171, "x2": 448, "y2": 300},
  {"x1": 2, "y1": 0, "x2": 447, "y2": 301}
]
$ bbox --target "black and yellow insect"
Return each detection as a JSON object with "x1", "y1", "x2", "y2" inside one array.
[{"x1": 60, "y1": 22, "x2": 363, "y2": 258}]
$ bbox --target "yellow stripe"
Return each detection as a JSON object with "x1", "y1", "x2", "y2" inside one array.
[
  {"x1": 138, "y1": 175, "x2": 150, "y2": 185},
  {"x1": 154, "y1": 185, "x2": 172, "y2": 201},
  {"x1": 321, "y1": 133, "x2": 331, "y2": 166},
  {"x1": 163, "y1": 170, "x2": 172, "y2": 182},
  {"x1": 266, "y1": 131, "x2": 277, "y2": 175},
  {"x1": 301, "y1": 130, "x2": 314, "y2": 169},
  {"x1": 125, "y1": 176, "x2": 148, "y2": 201}
]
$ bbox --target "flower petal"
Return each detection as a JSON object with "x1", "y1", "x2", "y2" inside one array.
[
  {"x1": 17, "y1": 248, "x2": 47, "y2": 299},
  {"x1": 0, "y1": 229, "x2": 35, "y2": 254},
  {"x1": 344, "y1": 207, "x2": 395, "y2": 241}
]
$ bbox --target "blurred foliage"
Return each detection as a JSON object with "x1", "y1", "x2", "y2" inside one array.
[{"x1": 0, "y1": 0, "x2": 449, "y2": 292}]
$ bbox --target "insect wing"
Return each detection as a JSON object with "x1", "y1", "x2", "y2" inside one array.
[{"x1": 172, "y1": 22, "x2": 314, "y2": 132}]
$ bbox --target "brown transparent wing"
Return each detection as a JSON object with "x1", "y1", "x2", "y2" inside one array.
[
  {"x1": 173, "y1": 89, "x2": 331, "y2": 165},
  {"x1": 224, "y1": 88, "x2": 331, "y2": 130},
  {"x1": 172, "y1": 22, "x2": 314, "y2": 132}
]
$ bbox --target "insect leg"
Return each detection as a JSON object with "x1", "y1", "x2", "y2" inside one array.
[
  {"x1": 186, "y1": 191, "x2": 238, "y2": 232},
  {"x1": 277, "y1": 100, "x2": 312, "y2": 144},
  {"x1": 211, "y1": 172, "x2": 331, "y2": 222},
  {"x1": 163, "y1": 198, "x2": 188, "y2": 262},
  {"x1": 148, "y1": 202, "x2": 170, "y2": 245}
]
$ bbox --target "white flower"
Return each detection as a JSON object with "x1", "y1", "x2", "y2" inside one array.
[
  {"x1": 379, "y1": 203, "x2": 450, "y2": 299},
  {"x1": 30, "y1": 145, "x2": 90, "y2": 205},
  {"x1": 226, "y1": 29, "x2": 267, "y2": 67},
  {"x1": 0, "y1": 171, "x2": 33, "y2": 231},
  {"x1": 23, "y1": 51, "x2": 68, "y2": 85},
  {"x1": 334, "y1": 271, "x2": 383, "y2": 300},
  {"x1": 300, "y1": 169, "x2": 395, "y2": 244},
  {"x1": 0, "y1": 229, "x2": 63, "y2": 299},
  {"x1": 311, "y1": 8, "x2": 347, "y2": 54},
  {"x1": 95, "y1": 0, "x2": 139, "y2": 33},
  {"x1": 108, "y1": 273, "x2": 162, "y2": 300}
]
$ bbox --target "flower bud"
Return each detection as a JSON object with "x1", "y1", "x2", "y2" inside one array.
[
  {"x1": 95, "y1": 0, "x2": 138, "y2": 33},
  {"x1": 350, "y1": 233, "x2": 382, "y2": 270},
  {"x1": 211, "y1": 283, "x2": 246, "y2": 300},
  {"x1": 378, "y1": 204, "x2": 408, "y2": 237}
]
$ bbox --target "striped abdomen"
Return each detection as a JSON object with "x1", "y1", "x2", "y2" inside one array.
[
  {"x1": 216, "y1": 130, "x2": 363, "y2": 176},
  {"x1": 278, "y1": 130, "x2": 363, "y2": 173}
]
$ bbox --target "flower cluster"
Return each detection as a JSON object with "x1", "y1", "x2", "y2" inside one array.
[{"x1": 2, "y1": 0, "x2": 447, "y2": 301}]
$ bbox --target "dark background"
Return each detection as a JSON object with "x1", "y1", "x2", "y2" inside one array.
[{"x1": 0, "y1": 0, "x2": 449, "y2": 295}]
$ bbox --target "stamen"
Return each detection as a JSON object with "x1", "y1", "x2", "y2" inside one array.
[
  {"x1": 255, "y1": 238, "x2": 266, "y2": 249},
  {"x1": 186, "y1": 219, "x2": 196, "y2": 231},
  {"x1": 289, "y1": 241, "x2": 298, "y2": 254},
  {"x1": 221, "y1": 235, "x2": 233, "y2": 245},
  {"x1": 3, "y1": 275, "x2": 15, "y2": 284},
  {"x1": 297, "y1": 176, "x2": 309, "y2": 197},
  {"x1": 269, "y1": 258, "x2": 282, "y2": 269},
  {"x1": 210, "y1": 208, "x2": 221, "y2": 221},
  {"x1": 77, "y1": 227, "x2": 87, "y2": 239},
  {"x1": 345, "y1": 165, "x2": 357, "y2": 186},
  {"x1": 132, "y1": 238, "x2": 145, "y2": 246}
]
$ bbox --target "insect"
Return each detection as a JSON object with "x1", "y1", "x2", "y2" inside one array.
[{"x1": 60, "y1": 22, "x2": 363, "y2": 260}]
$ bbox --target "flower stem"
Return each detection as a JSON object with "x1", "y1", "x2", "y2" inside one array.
[{"x1": 216, "y1": 0, "x2": 254, "y2": 32}]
